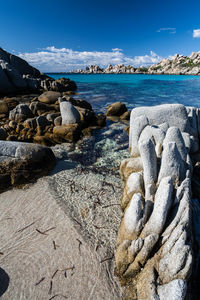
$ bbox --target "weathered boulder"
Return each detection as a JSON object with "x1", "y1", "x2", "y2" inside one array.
[
  {"x1": 59, "y1": 98, "x2": 80, "y2": 125},
  {"x1": 115, "y1": 104, "x2": 198, "y2": 300},
  {"x1": 38, "y1": 91, "x2": 61, "y2": 104},
  {"x1": 0, "y1": 141, "x2": 56, "y2": 192},
  {"x1": 106, "y1": 102, "x2": 127, "y2": 117},
  {"x1": 9, "y1": 104, "x2": 33, "y2": 122}
]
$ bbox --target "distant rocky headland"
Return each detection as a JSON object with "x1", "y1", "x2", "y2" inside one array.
[{"x1": 72, "y1": 51, "x2": 200, "y2": 75}]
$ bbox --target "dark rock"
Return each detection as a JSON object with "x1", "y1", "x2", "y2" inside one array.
[
  {"x1": 95, "y1": 114, "x2": 106, "y2": 127},
  {"x1": 41, "y1": 77, "x2": 77, "y2": 92},
  {"x1": 46, "y1": 112, "x2": 60, "y2": 123},
  {"x1": 62, "y1": 96, "x2": 92, "y2": 111},
  {"x1": 29, "y1": 101, "x2": 55, "y2": 116},
  {"x1": 23, "y1": 117, "x2": 37, "y2": 129},
  {"x1": 36, "y1": 116, "x2": 50, "y2": 129},
  {"x1": 0, "y1": 128, "x2": 8, "y2": 140},
  {"x1": 76, "y1": 106, "x2": 96, "y2": 126},
  {"x1": 6, "y1": 135, "x2": 18, "y2": 141},
  {"x1": 0, "y1": 47, "x2": 42, "y2": 95}
]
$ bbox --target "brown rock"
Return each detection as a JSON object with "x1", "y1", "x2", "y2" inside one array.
[
  {"x1": 2, "y1": 97, "x2": 19, "y2": 110},
  {"x1": 33, "y1": 135, "x2": 53, "y2": 147},
  {"x1": 106, "y1": 102, "x2": 127, "y2": 117},
  {"x1": 120, "y1": 111, "x2": 131, "y2": 121},
  {"x1": 0, "y1": 100, "x2": 8, "y2": 114},
  {"x1": 53, "y1": 124, "x2": 82, "y2": 142},
  {"x1": 24, "y1": 117, "x2": 37, "y2": 129},
  {"x1": 38, "y1": 91, "x2": 61, "y2": 104}
]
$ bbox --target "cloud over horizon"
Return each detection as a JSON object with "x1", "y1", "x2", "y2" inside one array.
[
  {"x1": 193, "y1": 29, "x2": 200, "y2": 38},
  {"x1": 18, "y1": 47, "x2": 162, "y2": 72}
]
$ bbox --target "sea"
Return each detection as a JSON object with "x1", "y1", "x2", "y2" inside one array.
[
  {"x1": 47, "y1": 73, "x2": 200, "y2": 112},
  {"x1": 47, "y1": 74, "x2": 200, "y2": 170}
]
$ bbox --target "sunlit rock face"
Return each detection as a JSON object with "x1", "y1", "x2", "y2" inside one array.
[{"x1": 115, "y1": 104, "x2": 200, "y2": 300}]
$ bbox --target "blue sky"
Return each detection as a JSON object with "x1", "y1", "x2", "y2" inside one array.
[{"x1": 0, "y1": 0, "x2": 200, "y2": 71}]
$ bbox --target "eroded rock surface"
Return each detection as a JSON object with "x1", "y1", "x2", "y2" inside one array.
[{"x1": 115, "y1": 104, "x2": 200, "y2": 299}]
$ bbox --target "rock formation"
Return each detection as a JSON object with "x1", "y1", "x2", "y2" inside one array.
[
  {"x1": 115, "y1": 104, "x2": 200, "y2": 299},
  {"x1": 72, "y1": 51, "x2": 200, "y2": 75},
  {"x1": 0, "y1": 47, "x2": 77, "y2": 95}
]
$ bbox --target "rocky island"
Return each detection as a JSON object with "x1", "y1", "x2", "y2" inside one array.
[{"x1": 72, "y1": 51, "x2": 200, "y2": 75}]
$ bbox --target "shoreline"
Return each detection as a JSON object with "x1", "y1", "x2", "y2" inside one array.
[{"x1": 46, "y1": 72, "x2": 200, "y2": 76}]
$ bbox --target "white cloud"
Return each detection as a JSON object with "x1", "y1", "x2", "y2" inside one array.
[
  {"x1": 18, "y1": 47, "x2": 162, "y2": 72},
  {"x1": 157, "y1": 28, "x2": 176, "y2": 34},
  {"x1": 193, "y1": 29, "x2": 200, "y2": 38}
]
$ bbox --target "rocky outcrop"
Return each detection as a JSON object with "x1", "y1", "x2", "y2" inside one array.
[
  {"x1": 0, "y1": 91, "x2": 106, "y2": 145},
  {"x1": 72, "y1": 51, "x2": 200, "y2": 75},
  {"x1": 0, "y1": 47, "x2": 77, "y2": 95},
  {"x1": 148, "y1": 52, "x2": 200, "y2": 75},
  {"x1": 115, "y1": 104, "x2": 200, "y2": 299},
  {"x1": 0, "y1": 140, "x2": 56, "y2": 192}
]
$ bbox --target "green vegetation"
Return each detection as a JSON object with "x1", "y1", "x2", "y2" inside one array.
[
  {"x1": 138, "y1": 67, "x2": 148, "y2": 72},
  {"x1": 152, "y1": 65, "x2": 162, "y2": 71},
  {"x1": 181, "y1": 58, "x2": 200, "y2": 68}
]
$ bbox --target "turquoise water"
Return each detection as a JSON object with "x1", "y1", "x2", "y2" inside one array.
[{"x1": 47, "y1": 73, "x2": 200, "y2": 112}]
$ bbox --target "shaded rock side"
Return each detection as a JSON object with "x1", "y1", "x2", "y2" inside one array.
[
  {"x1": 0, "y1": 47, "x2": 77, "y2": 95},
  {"x1": 115, "y1": 104, "x2": 197, "y2": 300}
]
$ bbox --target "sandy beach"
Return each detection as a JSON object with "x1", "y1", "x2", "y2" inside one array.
[{"x1": 0, "y1": 159, "x2": 124, "y2": 300}]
